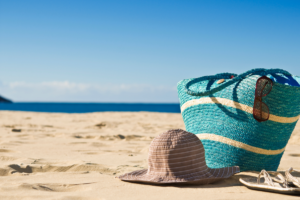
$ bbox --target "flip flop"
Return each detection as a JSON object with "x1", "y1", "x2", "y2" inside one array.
[
  {"x1": 286, "y1": 167, "x2": 300, "y2": 188},
  {"x1": 239, "y1": 170, "x2": 300, "y2": 195}
]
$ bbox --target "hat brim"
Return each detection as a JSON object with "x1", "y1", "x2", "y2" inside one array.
[{"x1": 118, "y1": 166, "x2": 240, "y2": 185}]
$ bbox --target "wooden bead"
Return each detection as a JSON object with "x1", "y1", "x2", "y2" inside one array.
[{"x1": 217, "y1": 79, "x2": 225, "y2": 84}]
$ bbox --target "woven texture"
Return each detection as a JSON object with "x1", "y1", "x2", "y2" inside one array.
[
  {"x1": 119, "y1": 129, "x2": 239, "y2": 184},
  {"x1": 177, "y1": 68, "x2": 300, "y2": 172}
]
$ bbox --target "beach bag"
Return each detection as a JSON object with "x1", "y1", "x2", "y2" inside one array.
[{"x1": 177, "y1": 68, "x2": 300, "y2": 171}]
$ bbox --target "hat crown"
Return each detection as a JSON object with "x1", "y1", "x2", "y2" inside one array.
[{"x1": 147, "y1": 129, "x2": 208, "y2": 177}]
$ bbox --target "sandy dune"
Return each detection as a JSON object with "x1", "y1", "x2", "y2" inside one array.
[{"x1": 0, "y1": 111, "x2": 300, "y2": 200}]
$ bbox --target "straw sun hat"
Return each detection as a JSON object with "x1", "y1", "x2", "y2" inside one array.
[{"x1": 118, "y1": 129, "x2": 240, "y2": 184}]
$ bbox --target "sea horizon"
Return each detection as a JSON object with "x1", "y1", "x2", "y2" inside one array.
[
  {"x1": 0, "y1": 102, "x2": 181, "y2": 113},
  {"x1": 6, "y1": 101, "x2": 180, "y2": 104}
]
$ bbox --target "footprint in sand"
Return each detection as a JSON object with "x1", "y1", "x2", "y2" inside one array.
[
  {"x1": 90, "y1": 142, "x2": 106, "y2": 147},
  {"x1": 95, "y1": 122, "x2": 106, "y2": 128},
  {"x1": 0, "y1": 156, "x2": 16, "y2": 161},
  {"x1": 94, "y1": 122, "x2": 122, "y2": 129},
  {"x1": 19, "y1": 182, "x2": 95, "y2": 192},
  {"x1": 70, "y1": 142, "x2": 88, "y2": 145},
  {"x1": 289, "y1": 153, "x2": 300, "y2": 157},
  {"x1": 0, "y1": 149, "x2": 13, "y2": 153},
  {"x1": 4, "y1": 163, "x2": 116, "y2": 175}
]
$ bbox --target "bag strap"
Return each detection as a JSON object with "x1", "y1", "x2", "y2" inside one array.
[{"x1": 184, "y1": 68, "x2": 291, "y2": 96}]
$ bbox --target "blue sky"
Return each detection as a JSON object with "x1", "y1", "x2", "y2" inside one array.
[{"x1": 0, "y1": 0, "x2": 299, "y2": 102}]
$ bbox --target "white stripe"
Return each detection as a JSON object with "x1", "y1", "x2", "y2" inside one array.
[
  {"x1": 181, "y1": 97, "x2": 300, "y2": 123},
  {"x1": 150, "y1": 166, "x2": 209, "y2": 175},
  {"x1": 148, "y1": 160, "x2": 206, "y2": 169},
  {"x1": 196, "y1": 133, "x2": 286, "y2": 155},
  {"x1": 148, "y1": 145, "x2": 203, "y2": 153},
  {"x1": 148, "y1": 162, "x2": 206, "y2": 170},
  {"x1": 148, "y1": 156, "x2": 204, "y2": 165},
  {"x1": 148, "y1": 152, "x2": 205, "y2": 161},
  {"x1": 148, "y1": 148, "x2": 203, "y2": 157}
]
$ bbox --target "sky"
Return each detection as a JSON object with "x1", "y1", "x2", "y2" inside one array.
[{"x1": 0, "y1": 0, "x2": 299, "y2": 102}]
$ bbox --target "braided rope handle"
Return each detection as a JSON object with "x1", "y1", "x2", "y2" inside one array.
[{"x1": 184, "y1": 68, "x2": 292, "y2": 96}]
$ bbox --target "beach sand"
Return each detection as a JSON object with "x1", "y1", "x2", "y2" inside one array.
[{"x1": 0, "y1": 111, "x2": 299, "y2": 200}]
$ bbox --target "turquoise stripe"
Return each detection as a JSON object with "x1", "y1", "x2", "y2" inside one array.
[
  {"x1": 182, "y1": 104, "x2": 297, "y2": 150},
  {"x1": 201, "y1": 140, "x2": 284, "y2": 171}
]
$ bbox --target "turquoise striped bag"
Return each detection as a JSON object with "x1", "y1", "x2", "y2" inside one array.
[{"x1": 177, "y1": 68, "x2": 300, "y2": 171}]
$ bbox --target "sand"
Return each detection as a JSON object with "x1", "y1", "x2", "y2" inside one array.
[{"x1": 0, "y1": 111, "x2": 300, "y2": 200}]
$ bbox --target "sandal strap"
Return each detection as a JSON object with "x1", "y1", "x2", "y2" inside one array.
[
  {"x1": 258, "y1": 170, "x2": 288, "y2": 188},
  {"x1": 258, "y1": 170, "x2": 275, "y2": 187},
  {"x1": 268, "y1": 171, "x2": 287, "y2": 185},
  {"x1": 286, "y1": 167, "x2": 300, "y2": 185}
]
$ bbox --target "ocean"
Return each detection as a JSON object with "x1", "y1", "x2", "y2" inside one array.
[{"x1": 0, "y1": 103, "x2": 181, "y2": 113}]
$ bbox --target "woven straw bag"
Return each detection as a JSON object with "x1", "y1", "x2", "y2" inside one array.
[{"x1": 177, "y1": 68, "x2": 300, "y2": 172}]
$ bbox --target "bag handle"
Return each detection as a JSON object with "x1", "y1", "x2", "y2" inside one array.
[{"x1": 184, "y1": 68, "x2": 291, "y2": 96}]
